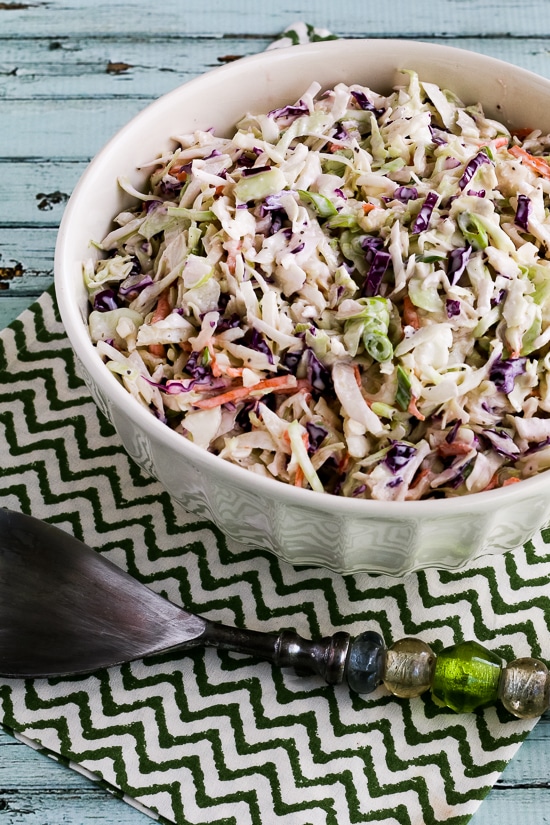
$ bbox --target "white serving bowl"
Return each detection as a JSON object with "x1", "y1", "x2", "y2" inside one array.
[{"x1": 54, "y1": 39, "x2": 550, "y2": 575}]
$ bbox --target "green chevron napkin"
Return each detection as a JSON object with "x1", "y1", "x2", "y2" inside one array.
[{"x1": 1, "y1": 24, "x2": 550, "y2": 825}]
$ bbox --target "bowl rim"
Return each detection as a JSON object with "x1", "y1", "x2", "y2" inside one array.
[{"x1": 54, "y1": 37, "x2": 550, "y2": 517}]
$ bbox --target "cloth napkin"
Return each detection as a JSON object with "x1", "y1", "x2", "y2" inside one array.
[{"x1": 1, "y1": 24, "x2": 550, "y2": 825}]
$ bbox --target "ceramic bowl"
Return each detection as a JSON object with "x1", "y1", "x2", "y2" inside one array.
[{"x1": 54, "y1": 39, "x2": 550, "y2": 575}]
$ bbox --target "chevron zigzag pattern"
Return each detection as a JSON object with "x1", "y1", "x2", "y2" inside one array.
[{"x1": 0, "y1": 286, "x2": 549, "y2": 824}]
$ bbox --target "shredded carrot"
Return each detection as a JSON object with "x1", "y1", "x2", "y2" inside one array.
[
  {"x1": 482, "y1": 473, "x2": 499, "y2": 492},
  {"x1": 353, "y1": 364, "x2": 362, "y2": 388},
  {"x1": 492, "y1": 136, "x2": 510, "y2": 149},
  {"x1": 209, "y1": 357, "x2": 222, "y2": 378},
  {"x1": 410, "y1": 468, "x2": 430, "y2": 489},
  {"x1": 509, "y1": 145, "x2": 550, "y2": 180},
  {"x1": 193, "y1": 375, "x2": 302, "y2": 410},
  {"x1": 205, "y1": 341, "x2": 245, "y2": 379},
  {"x1": 502, "y1": 476, "x2": 521, "y2": 486},
  {"x1": 149, "y1": 344, "x2": 166, "y2": 358},
  {"x1": 222, "y1": 366, "x2": 245, "y2": 378},
  {"x1": 362, "y1": 202, "x2": 377, "y2": 214},
  {"x1": 338, "y1": 452, "x2": 350, "y2": 474},
  {"x1": 511, "y1": 127, "x2": 536, "y2": 139},
  {"x1": 170, "y1": 166, "x2": 188, "y2": 182},
  {"x1": 328, "y1": 142, "x2": 345, "y2": 152},
  {"x1": 148, "y1": 291, "x2": 171, "y2": 358},
  {"x1": 437, "y1": 441, "x2": 473, "y2": 457},
  {"x1": 478, "y1": 137, "x2": 509, "y2": 150},
  {"x1": 408, "y1": 397, "x2": 425, "y2": 421},
  {"x1": 403, "y1": 295, "x2": 420, "y2": 330},
  {"x1": 294, "y1": 465, "x2": 304, "y2": 487},
  {"x1": 202, "y1": 341, "x2": 220, "y2": 377}
]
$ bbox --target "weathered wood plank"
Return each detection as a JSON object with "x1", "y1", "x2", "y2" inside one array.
[
  {"x1": 0, "y1": 227, "x2": 57, "y2": 326},
  {"x1": 469, "y1": 719, "x2": 550, "y2": 824},
  {"x1": 0, "y1": 36, "x2": 271, "y2": 100},
  {"x1": 1, "y1": 162, "x2": 85, "y2": 227},
  {"x1": 472, "y1": 787, "x2": 550, "y2": 824},
  {"x1": 2, "y1": 36, "x2": 550, "y2": 104},
  {"x1": 0, "y1": 732, "x2": 152, "y2": 824},
  {"x1": 0, "y1": 227, "x2": 57, "y2": 281},
  {"x1": 1, "y1": 98, "x2": 147, "y2": 160},
  {"x1": 0, "y1": 0, "x2": 546, "y2": 39}
]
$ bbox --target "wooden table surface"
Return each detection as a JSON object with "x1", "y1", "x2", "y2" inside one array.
[{"x1": 2, "y1": 1, "x2": 550, "y2": 821}]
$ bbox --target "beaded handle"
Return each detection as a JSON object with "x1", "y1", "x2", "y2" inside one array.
[
  {"x1": 209, "y1": 624, "x2": 550, "y2": 718},
  {"x1": 346, "y1": 631, "x2": 549, "y2": 718}
]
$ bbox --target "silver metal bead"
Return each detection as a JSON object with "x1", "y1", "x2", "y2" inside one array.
[{"x1": 499, "y1": 657, "x2": 550, "y2": 719}]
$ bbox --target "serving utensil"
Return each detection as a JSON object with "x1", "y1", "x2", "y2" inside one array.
[
  {"x1": 0, "y1": 508, "x2": 547, "y2": 719},
  {"x1": 0, "y1": 508, "x2": 352, "y2": 683}
]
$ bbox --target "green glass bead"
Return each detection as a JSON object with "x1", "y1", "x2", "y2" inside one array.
[
  {"x1": 431, "y1": 640, "x2": 502, "y2": 713},
  {"x1": 499, "y1": 658, "x2": 550, "y2": 719},
  {"x1": 383, "y1": 637, "x2": 436, "y2": 698}
]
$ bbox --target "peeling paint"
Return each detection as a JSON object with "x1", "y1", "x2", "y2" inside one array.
[
  {"x1": 0, "y1": 2, "x2": 36, "y2": 8},
  {"x1": 0, "y1": 262, "x2": 24, "y2": 282},
  {"x1": 217, "y1": 54, "x2": 243, "y2": 63},
  {"x1": 106, "y1": 61, "x2": 133, "y2": 75},
  {"x1": 35, "y1": 191, "x2": 69, "y2": 211}
]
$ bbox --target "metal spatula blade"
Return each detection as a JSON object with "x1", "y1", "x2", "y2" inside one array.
[
  {"x1": 0, "y1": 509, "x2": 351, "y2": 686},
  {"x1": 0, "y1": 509, "x2": 208, "y2": 676}
]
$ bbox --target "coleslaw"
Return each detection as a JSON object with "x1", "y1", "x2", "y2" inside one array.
[{"x1": 84, "y1": 70, "x2": 550, "y2": 500}]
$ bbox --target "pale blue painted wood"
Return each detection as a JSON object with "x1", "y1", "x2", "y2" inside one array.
[
  {"x1": 3, "y1": 36, "x2": 550, "y2": 104},
  {"x1": 0, "y1": 728, "x2": 154, "y2": 823},
  {"x1": 1, "y1": 0, "x2": 547, "y2": 38},
  {"x1": 2, "y1": 0, "x2": 550, "y2": 821}
]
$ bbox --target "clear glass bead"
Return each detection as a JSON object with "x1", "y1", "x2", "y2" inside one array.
[
  {"x1": 347, "y1": 631, "x2": 385, "y2": 694},
  {"x1": 499, "y1": 657, "x2": 550, "y2": 719},
  {"x1": 431, "y1": 640, "x2": 502, "y2": 713},
  {"x1": 383, "y1": 637, "x2": 436, "y2": 698}
]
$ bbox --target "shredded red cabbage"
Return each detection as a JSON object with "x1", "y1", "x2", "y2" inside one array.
[
  {"x1": 429, "y1": 125, "x2": 448, "y2": 145},
  {"x1": 362, "y1": 249, "x2": 391, "y2": 297},
  {"x1": 446, "y1": 298, "x2": 461, "y2": 317},
  {"x1": 245, "y1": 329, "x2": 274, "y2": 363},
  {"x1": 268, "y1": 101, "x2": 310, "y2": 120},
  {"x1": 411, "y1": 191, "x2": 438, "y2": 234},
  {"x1": 458, "y1": 152, "x2": 492, "y2": 190},
  {"x1": 385, "y1": 442, "x2": 416, "y2": 473},
  {"x1": 241, "y1": 165, "x2": 272, "y2": 177},
  {"x1": 350, "y1": 90, "x2": 384, "y2": 116},
  {"x1": 305, "y1": 421, "x2": 328, "y2": 452},
  {"x1": 393, "y1": 185, "x2": 418, "y2": 203},
  {"x1": 306, "y1": 348, "x2": 332, "y2": 395},
  {"x1": 483, "y1": 429, "x2": 521, "y2": 459},
  {"x1": 515, "y1": 193, "x2": 532, "y2": 230},
  {"x1": 489, "y1": 356, "x2": 527, "y2": 394},
  {"x1": 447, "y1": 246, "x2": 471, "y2": 285},
  {"x1": 93, "y1": 289, "x2": 119, "y2": 312},
  {"x1": 118, "y1": 273, "x2": 154, "y2": 298}
]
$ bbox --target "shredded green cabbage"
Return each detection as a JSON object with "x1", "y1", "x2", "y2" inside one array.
[{"x1": 84, "y1": 71, "x2": 550, "y2": 500}]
